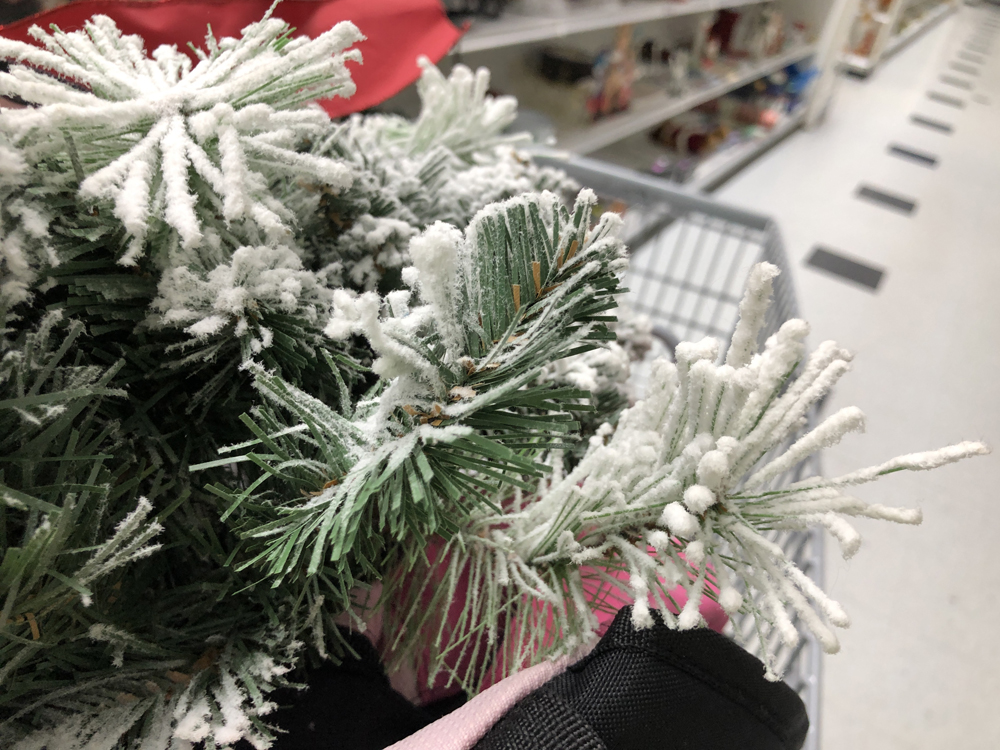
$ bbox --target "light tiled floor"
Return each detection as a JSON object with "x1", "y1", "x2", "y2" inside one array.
[{"x1": 715, "y1": 5, "x2": 1000, "y2": 748}]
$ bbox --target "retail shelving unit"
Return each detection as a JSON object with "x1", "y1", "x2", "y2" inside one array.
[
  {"x1": 882, "y1": 0, "x2": 954, "y2": 56},
  {"x1": 587, "y1": 105, "x2": 805, "y2": 185},
  {"x1": 688, "y1": 107, "x2": 806, "y2": 188},
  {"x1": 532, "y1": 149, "x2": 826, "y2": 750},
  {"x1": 842, "y1": 0, "x2": 956, "y2": 76},
  {"x1": 559, "y1": 43, "x2": 815, "y2": 153},
  {"x1": 446, "y1": 1, "x2": 844, "y2": 192},
  {"x1": 456, "y1": 0, "x2": 775, "y2": 53}
]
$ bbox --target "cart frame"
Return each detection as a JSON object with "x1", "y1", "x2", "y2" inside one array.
[{"x1": 535, "y1": 149, "x2": 825, "y2": 750}]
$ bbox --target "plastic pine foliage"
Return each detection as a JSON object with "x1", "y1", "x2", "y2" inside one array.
[{"x1": 0, "y1": 4, "x2": 989, "y2": 748}]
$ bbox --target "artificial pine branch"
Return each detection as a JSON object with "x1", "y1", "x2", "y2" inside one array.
[
  {"x1": 380, "y1": 265, "x2": 990, "y2": 688},
  {"x1": 0, "y1": 4, "x2": 361, "y2": 263},
  {"x1": 210, "y1": 189, "x2": 626, "y2": 594},
  {"x1": 0, "y1": 4, "x2": 989, "y2": 748}
]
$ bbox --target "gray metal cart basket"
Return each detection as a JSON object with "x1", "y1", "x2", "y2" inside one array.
[{"x1": 535, "y1": 150, "x2": 824, "y2": 750}]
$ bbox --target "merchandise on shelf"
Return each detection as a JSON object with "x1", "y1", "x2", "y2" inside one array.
[
  {"x1": 845, "y1": 0, "x2": 897, "y2": 59},
  {"x1": 639, "y1": 4, "x2": 795, "y2": 82},
  {"x1": 539, "y1": 45, "x2": 594, "y2": 83},
  {"x1": 710, "y1": 9, "x2": 743, "y2": 56},
  {"x1": 694, "y1": 5, "x2": 788, "y2": 64},
  {"x1": 513, "y1": 0, "x2": 636, "y2": 15},
  {"x1": 848, "y1": 12, "x2": 880, "y2": 57},
  {"x1": 897, "y1": 0, "x2": 949, "y2": 36},
  {"x1": 492, "y1": 2, "x2": 814, "y2": 147},
  {"x1": 443, "y1": 0, "x2": 511, "y2": 19},
  {"x1": 668, "y1": 48, "x2": 692, "y2": 96},
  {"x1": 645, "y1": 62, "x2": 817, "y2": 183},
  {"x1": 843, "y1": 0, "x2": 954, "y2": 71},
  {"x1": 586, "y1": 24, "x2": 637, "y2": 119}
]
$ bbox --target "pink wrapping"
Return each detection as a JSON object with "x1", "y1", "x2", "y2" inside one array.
[{"x1": 385, "y1": 652, "x2": 582, "y2": 750}]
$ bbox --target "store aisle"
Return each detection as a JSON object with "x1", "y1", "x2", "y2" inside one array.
[{"x1": 716, "y1": 5, "x2": 1000, "y2": 748}]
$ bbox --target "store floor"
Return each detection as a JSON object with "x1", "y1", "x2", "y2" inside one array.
[{"x1": 715, "y1": 5, "x2": 1000, "y2": 748}]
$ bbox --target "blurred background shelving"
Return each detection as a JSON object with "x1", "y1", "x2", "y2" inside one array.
[
  {"x1": 842, "y1": 0, "x2": 957, "y2": 76},
  {"x1": 426, "y1": 0, "x2": 853, "y2": 192},
  {"x1": 456, "y1": 0, "x2": 777, "y2": 52},
  {"x1": 557, "y1": 42, "x2": 815, "y2": 153}
]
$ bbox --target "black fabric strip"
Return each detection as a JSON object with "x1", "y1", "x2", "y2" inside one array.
[
  {"x1": 475, "y1": 691, "x2": 607, "y2": 750},
  {"x1": 476, "y1": 607, "x2": 809, "y2": 750}
]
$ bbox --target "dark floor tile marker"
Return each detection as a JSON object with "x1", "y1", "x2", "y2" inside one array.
[
  {"x1": 806, "y1": 247, "x2": 885, "y2": 291},
  {"x1": 856, "y1": 185, "x2": 917, "y2": 215},
  {"x1": 910, "y1": 114, "x2": 953, "y2": 133},
  {"x1": 888, "y1": 144, "x2": 938, "y2": 167},
  {"x1": 958, "y1": 51, "x2": 985, "y2": 64},
  {"x1": 972, "y1": 94, "x2": 991, "y2": 106},
  {"x1": 949, "y1": 62, "x2": 979, "y2": 75},
  {"x1": 927, "y1": 91, "x2": 965, "y2": 108},
  {"x1": 940, "y1": 74, "x2": 973, "y2": 90}
]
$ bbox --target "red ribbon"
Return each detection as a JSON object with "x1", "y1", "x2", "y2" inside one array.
[{"x1": 0, "y1": 0, "x2": 461, "y2": 117}]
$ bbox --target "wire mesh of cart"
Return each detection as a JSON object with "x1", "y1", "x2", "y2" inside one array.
[{"x1": 534, "y1": 150, "x2": 825, "y2": 750}]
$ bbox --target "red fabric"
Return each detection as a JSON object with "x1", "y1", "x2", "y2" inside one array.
[{"x1": 0, "y1": 0, "x2": 461, "y2": 116}]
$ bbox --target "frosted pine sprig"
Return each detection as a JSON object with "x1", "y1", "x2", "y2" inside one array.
[
  {"x1": 0, "y1": 3, "x2": 361, "y2": 262},
  {"x1": 0, "y1": 136, "x2": 55, "y2": 313},
  {"x1": 406, "y1": 56, "x2": 523, "y2": 159},
  {"x1": 9, "y1": 630, "x2": 298, "y2": 750},
  {"x1": 304, "y1": 60, "x2": 575, "y2": 293},
  {"x1": 227, "y1": 190, "x2": 627, "y2": 590},
  {"x1": 150, "y1": 244, "x2": 331, "y2": 350},
  {"x1": 388, "y1": 262, "x2": 989, "y2": 684}
]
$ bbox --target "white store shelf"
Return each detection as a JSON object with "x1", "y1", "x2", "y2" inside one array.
[
  {"x1": 883, "y1": 2, "x2": 955, "y2": 58},
  {"x1": 841, "y1": 52, "x2": 875, "y2": 75},
  {"x1": 456, "y1": 0, "x2": 771, "y2": 54},
  {"x1": 557, "y1": 43, "x2": 815, "y2": 154},
  {"x1": 590, "y1": 108, "x2": 805, "y2": 192},
  {"x1": 841, "y1": 0, "x2": 954, "y2": 76},
  {"x1": 689, "y1": 108, "x2": 805, "y2": 190}
]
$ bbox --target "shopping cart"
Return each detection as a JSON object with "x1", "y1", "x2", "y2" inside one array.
[{"x1": 534, "y1": 150, "x2": 825, "y2": 750}]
